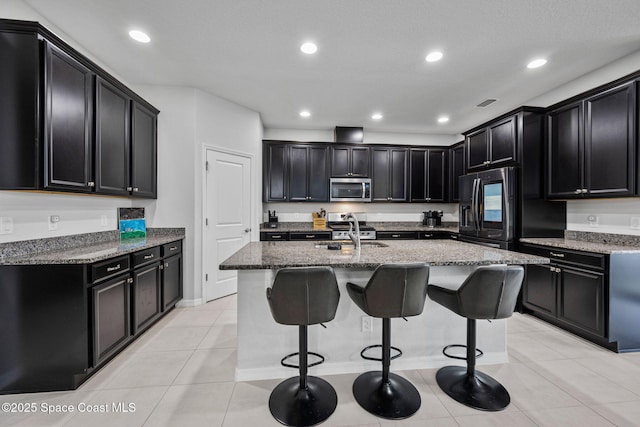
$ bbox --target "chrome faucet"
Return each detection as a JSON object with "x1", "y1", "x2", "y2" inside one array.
[{"x1": 343, "y1": 212, "x2": 361, "y2": 250}]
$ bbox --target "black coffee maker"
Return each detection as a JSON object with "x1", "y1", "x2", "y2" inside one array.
[{"x1": 423, "y1": 210, "x2": 443, "y2": 227}]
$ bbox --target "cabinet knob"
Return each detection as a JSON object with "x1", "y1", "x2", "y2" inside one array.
[
  {"x1": 159, "y1": 265, "x2": 164, "y2": 270},
  {"x1": 87, "y1": 181, "x2": 95, "y2": 187},
  {"x1": 426, "y1": 198, "x2": 431, "y2": 201},
  {"x1": 127, "y1": 278, "x2": 134, "y2": 284},
  {"x1": 127, "y1": 186, "x2": 133, "y2": 191},
  {"x1": 483, "y1": 161, "x2": 491, "y2": 165},
  {"x1": 574, "y1": 189, "x2": 582, "y2": 194},
  {"x1": 133, "y1": 187, "x2": 139, "y2": 192},
  {"x1": 581, "y1": 188, "x2": 588, "y2": 194},
  {"x1": 165, "y1": 262, "x2": 169, "y2": 268}
]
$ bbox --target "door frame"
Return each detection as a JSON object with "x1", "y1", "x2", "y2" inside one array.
[{"x1": 201, "y1": 144, "x2": 257, "y2": 302}]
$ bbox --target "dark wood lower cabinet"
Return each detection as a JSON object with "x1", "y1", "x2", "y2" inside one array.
[
  {"x1": 132, "y1": 263, "x2": 162, "y2": 334},
  {"x1": 523, "y1": 263, "x2": 557, "y2": 316},
  {"x1": 162, "y1": 254, "x2": 183, "y2": 311},
  {"x1": 557, "y1": 265, "x2": 605, "y2": 337},
  {"x1": 92, "y1": 274, "x2": 131, "y2": 366}
]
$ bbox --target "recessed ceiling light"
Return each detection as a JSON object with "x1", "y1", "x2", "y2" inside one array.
[
  {"x1": 128, "y1": 30, "x2": 150, "y2": 43},
  {"x1": 527, "y1": 58, "x2": 547, "y2": 69},
  {"x1": 300, "y1": 42, "x2": 318, "y2": 54},
  {"x1": 371, "y1": 113, "x2": 383, "y2": 120},
  {"x1": 299, "y1": 110, "x2": 311, "y2": 118},
  {"x1": 425, "y1": 51, "x2": 443, "y2": 63},
  {"x1": 437, "y1": 116, "x2": 450, "y2": 124}
]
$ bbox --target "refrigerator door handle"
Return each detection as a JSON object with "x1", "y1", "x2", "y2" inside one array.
[{"x1": 472, "y1": 178, "x2": 481, "y2": 231}]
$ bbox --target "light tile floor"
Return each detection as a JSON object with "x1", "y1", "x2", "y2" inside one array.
[{"x1": 3, "y1": 294, "x2": 640, "y2": 426}]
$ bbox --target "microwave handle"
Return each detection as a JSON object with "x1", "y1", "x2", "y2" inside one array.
[{"x1": 362, "y1": 182, "x2": 366, "y2": 198}]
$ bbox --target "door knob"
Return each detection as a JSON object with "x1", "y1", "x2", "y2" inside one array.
[{"x1": 244, "y1": 228, "x2": 251, "y2": 233}]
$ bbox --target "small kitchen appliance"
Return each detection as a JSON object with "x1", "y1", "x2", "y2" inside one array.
[{"x1": 423, "y1": 210, "x2": 443, "y2": 228}]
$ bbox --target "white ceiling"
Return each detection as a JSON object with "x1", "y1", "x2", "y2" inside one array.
[{"x1": 23, "y1": 0, "x2": 640, "y2": 135}]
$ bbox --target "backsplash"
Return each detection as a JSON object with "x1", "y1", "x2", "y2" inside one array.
[
  {"x1": 263, "y1": 202, "x2": 459, "y2": 223},
  {"x1": 566, "y1": 198, "x2": 640, "y2": 236}
]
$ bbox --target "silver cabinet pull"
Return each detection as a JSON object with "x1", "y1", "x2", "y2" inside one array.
[
  {"x1": 165, "y1": 262, "x2": 169, "y2": 268},
  {"x1": 106, "y1": 264, "x2": 121, "y2": 272},
  {"x1": 127, "y1": 278, "x2": 134, "y2": 284},
  {"x1": 127, "y1": 186, "x2": 133, "y2": 191},
  {"x1": 550, "y1": 252, "x2": 565, "y2": 258},
  {"x1": 133, "y1": 187, "x2": 139, "y2": 192},
  {"x1": 392, "y1": 234, "x2": 400, "y2": 238},
  {"x1": 88, "y1": 181, "x2": 95, "y2": 187},
  {"x1": 159, "y1": 265, "x2": 164, "y2": 270},
  {"x1": 305, "y1": 235, "x2": 315, "y2": 239},
  {"x1": 169, "y1": 246, "x2": 178, "y2": 251},
  {"x1": 574, "y1": 189, "x2": 582, "y2": 194},
  {"x1": 271, "y1": 235, "x2": 281, "y2": 239},
  {"x1": 144, "y1": 254, "x2": 154, "y2": 260}
]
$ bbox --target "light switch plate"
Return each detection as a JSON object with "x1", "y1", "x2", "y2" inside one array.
[
  {"x1": 0, "y1": 217, "x2": 14, "y2": 234},
  {"x1": 588, "y1": 215, "x2": 598, "y2": 227}
]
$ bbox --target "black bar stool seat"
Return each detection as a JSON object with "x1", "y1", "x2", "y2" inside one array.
[
  {"x1": 266, "y1": 266, "x2": 341, "y2": 427},
  {"x1": 346, "y1": 263, "x2": 430, "y2": 420},
  {"x1": 427, "y1": 265, "x2": 524, "y2": 412}
]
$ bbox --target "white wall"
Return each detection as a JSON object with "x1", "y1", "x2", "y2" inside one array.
[
  {"x1": 134, "y1": 86, "x2": 262, "y2": 305},
  {"x1": 264, "y1": 128, "x2": 456, "y2": 146},
  {"x1": 264, "y1": 202, "x2": 459, "y2": 224}
]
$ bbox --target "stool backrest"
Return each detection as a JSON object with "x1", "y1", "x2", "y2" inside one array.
[
  {"x1": 267, "y1": 266, "x2": 340, "y2": 325},
  {"x1": 362, "y1": 263, "x2": 430, "y2": 318},
  {"x1": 457, "y1": 265, "x2": 524, "y2": 319}
]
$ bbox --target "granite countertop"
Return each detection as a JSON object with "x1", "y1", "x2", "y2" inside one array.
[
  {"x1": 219, "y1": 240, "x2": 548, "y2": 270},
  {"x1": 520, "y1": 230, "x2": 640, "y2": 255},
  {"x1": 0, "y1": 228, "x2": 185, "y2": 265},
  {"x1": 260, "y1": 221, "x2": 459, "y2": 233}
]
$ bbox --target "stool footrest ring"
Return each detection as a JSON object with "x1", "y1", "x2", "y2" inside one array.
[
  {"x1": 360, "y1": 344, "x2": 402, "y2": 362},
  {"x1": 280, "y1": 351, "x2": 325, "y2": 369},
  {"x1": 442, "y1": 344, "x2": 483, "y2": 360}
]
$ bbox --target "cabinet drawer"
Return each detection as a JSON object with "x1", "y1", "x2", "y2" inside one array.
[
  {"x1": 519, "y1": 244, "x2": 606, "y2": 270},
  {"x1": 418, "y1": 231, "x2": 451, "y2": 239},
  {"x1": 91, "y1": 255, "x2": 130, "y2": 283},
  {"x1": 260, "y1": 232, "x2": 288, "y2": 241},
  {"x1": 377, "y1": 231, "x2": 419, "y2": 240},
  {"x1": 289, "y1": 231, "x2": 332, "y2": 241},
  {"x1": 162, "y1": 241, "x2": 182, "y2": 257},
  {"x1": 133, "y1": 247, "x2": 161, "y2": 267}
]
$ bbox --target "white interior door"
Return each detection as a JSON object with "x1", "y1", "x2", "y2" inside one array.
[{"x1": 205, "y1": 148, "x2": 252, "y2": 301}]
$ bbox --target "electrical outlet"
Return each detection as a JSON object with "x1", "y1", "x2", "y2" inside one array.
[
  {"x1": 0, "y1": 217, "x2": 14, "y2": 235},
  {"x1": 631, "y1": 217, "x2": 640, "y2": 230},
  {"x1": 361, "y1": 316, "x2": 373, "y2": 332},
  {"x1": 588, "y1": 215, "x2": 598, "y2": 227},
  {"x1": 48, "y1": 215, "x2": 59, "y2": 231}
]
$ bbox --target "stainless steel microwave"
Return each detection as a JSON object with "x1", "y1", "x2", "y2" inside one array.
[{"x1": 329, "y1": 178, "x2": 371, "y2": 202}]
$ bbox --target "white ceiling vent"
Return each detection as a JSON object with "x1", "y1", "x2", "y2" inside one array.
[{"x1": 476, "y1": 99, "x2": 497, "y2": 107}]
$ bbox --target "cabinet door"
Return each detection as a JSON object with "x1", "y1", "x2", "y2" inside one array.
[
  {"x1": 427, "y1": 148, "x2": 447, "y2": 202},
  {"x1": 449, "y1": 142, "x2": 465, "y2": 202},
  {"x1": 95, "y1": 78, "x2": 130, "y2": 196},
  {"x1": 92, "y1": 275, "x2": 131, "y2": 366},
  {"x1": 132, "y1": 263, "x2": 162, "y2": 334},
  {"x1": 372, "y1": 147, "x2": 406, "y2": 201},
  {"x1": 131, "y1": 101, "x2": 158, "y2": 198},
  {"x1": 410, "y1": 149, "x2": 427, "y2": 202},
  {"x1": 307, "y1": 145, "x2": 329, "y2": 201},
  {"x1": 330, "y1": 146, "x2": 350, "y2": 177},
  {"x1": 288, "y1": 145, "x2": 309, "y2": 201},
  {"x1": 558, "y1": 265, "x2": 605, "y2": 337},
  {"x1": 489, "y1": 115, "x2": 517, "y2": 165},
  {"x1": 351, "y1": 146, "x2": 370, "y2": 177},
  {"x1": 162, "y1": 254, "x2": 182, "y2": 311},
  {"x1": 584, "y1": 82, "x2": 636, "y2": 197},
  {"x1": 0, "y1": 31, "x2": 39, "y2": 189},
  {"x1": 389, "y1": 148, "x2": 408, "y2": 201},
  {"x1": 523, "y1": 264, "x2": 557, "y2": 316},
  {"x1": 263, "y1": 143, "x2": 288, "y2": 201},
  {"x1": 44, "y1": 42, "x2": 94, "y2": 191},
  {"x1": 547, "y1": 103, "x2": 583, "y2": 198},
  {"x1": 466, "y1": 129, "x2": 488, "y2": 171},
  {"x1": 372, "y1": 148, "x2": 390, "y2": 201}
]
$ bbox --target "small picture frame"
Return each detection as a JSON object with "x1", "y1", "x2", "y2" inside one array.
[{"x1": 118, "y1": 208, "x2": 146, "y2": 240}]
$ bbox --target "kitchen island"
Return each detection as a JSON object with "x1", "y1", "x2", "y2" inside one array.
[{"x1": 220, "y1": 240, "x2": 548, "y2": 381}]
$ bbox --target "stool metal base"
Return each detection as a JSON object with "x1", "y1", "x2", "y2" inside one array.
[
  {"x1": 268, "y1": 376, "x2": 337, "y2": 427},
  {"x1": 352, "y1": 371, "x2": 421, "y2": 420},
  {"x1": 435, "y1": 366, "x2": 510, "y2": 411}
]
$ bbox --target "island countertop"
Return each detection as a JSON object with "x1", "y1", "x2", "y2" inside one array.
[{"x1": 219, "y1": 240, "x2": 549, "y2": 270}]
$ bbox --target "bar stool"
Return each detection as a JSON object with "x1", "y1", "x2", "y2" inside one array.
[
  {"x1": 427, "y1": 265, "x2": 524, "y2": 411},
  {"x1": 266, "y1": 266, "x2": 341, "y2": 427},
  {"x1": 346, "y1": 263, "x2": 430, "y2": 419}
]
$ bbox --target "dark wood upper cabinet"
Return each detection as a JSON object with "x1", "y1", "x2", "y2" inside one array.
[
  {"x1": 95, "y1": 77, "x2": 130, "y2": 196},
  {"x1": 44, "y1": 41, "x2": 94, "y2": 192},
  {"x1": 410, "y1": 148, "x2": 447, "y2": 202},
  {"x1": 263, "y1": 142, "x2": 288, "y2": 202},
  {"x1": 288, "y1": 144, "x2": 329, "y2": 202},
  {"x1": 466, "y1": 115, "x2": 517, "y2": 171},
  {"x1": 0, "y1": 20, "x2": 158, "y2": 198},
  {"x1": 330, "y1": 145, "x2": 370, "y2": 177},
  {"x1": 372, "y1": 147, "x2": 408, "y2": 202},
  {"x1": 548, "y1": 81, "x2": 636, "y2": 198},
  {"x1": 131, "y1": 101, "x2": 158, "y2": 198},
  {"x1": 449, "y1": 141, "x2": 465, "y2": 202}
]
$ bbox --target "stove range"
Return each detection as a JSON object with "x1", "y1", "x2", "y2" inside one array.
[{"x1": 327, "y1": 215, "x2": 377, "y2": 240}]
